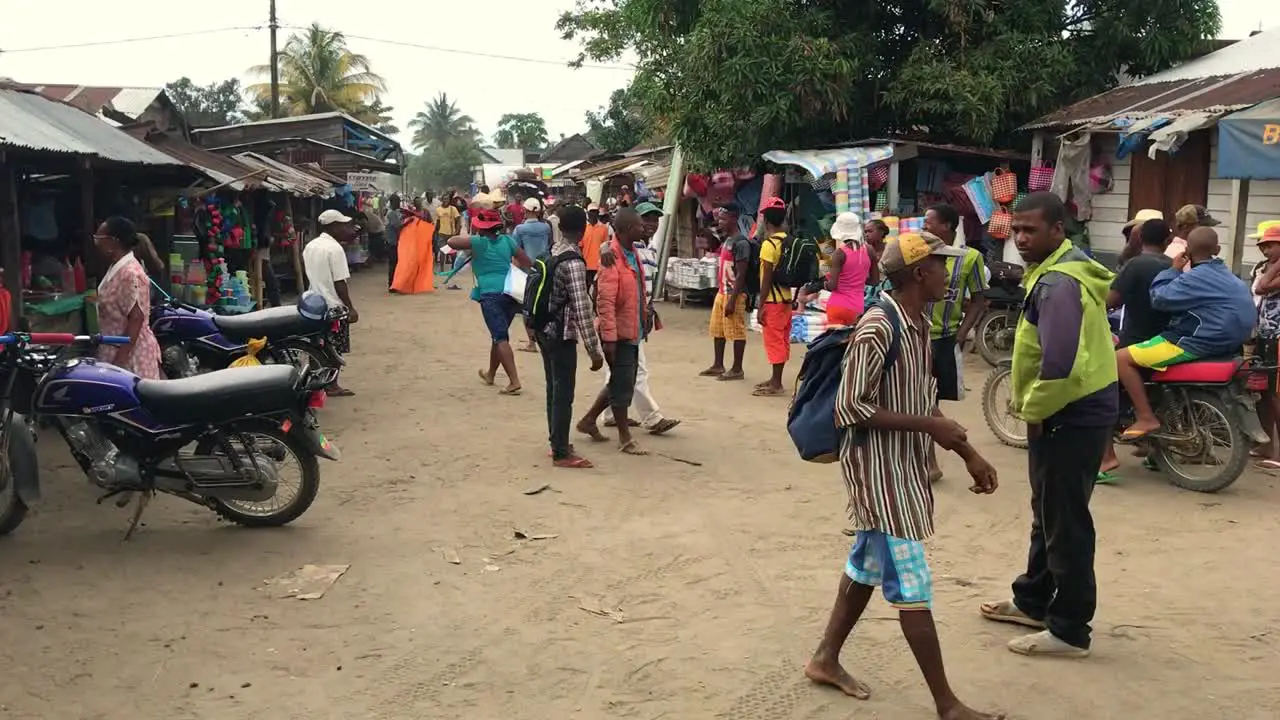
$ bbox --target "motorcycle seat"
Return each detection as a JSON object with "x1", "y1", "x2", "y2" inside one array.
[
  {"x1": 1152, "y1": 357, "x2": 1242, "y2": 384},
  {"x1": 212, "y1": 306, "x2": 328, "y2": 341},
  {"x1": 136, "y1": 365, "x2": 300, "y2": 424}
]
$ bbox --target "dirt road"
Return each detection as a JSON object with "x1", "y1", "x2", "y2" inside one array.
[{"x1": 3, "y1": 269, "x2": 1279, "y2": 719}]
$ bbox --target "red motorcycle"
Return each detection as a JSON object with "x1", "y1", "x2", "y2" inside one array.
[{"x1": 1116, "y1": 355, "x2": 1270, "y2": 493}]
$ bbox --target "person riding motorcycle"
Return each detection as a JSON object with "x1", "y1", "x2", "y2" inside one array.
[{"x1": 1117, "y1": 227, "x2": 1256, "y2": 439}]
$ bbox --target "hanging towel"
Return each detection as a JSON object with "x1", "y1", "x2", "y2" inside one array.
[{"x1": 1051, "y1": 132, "x2": 1094, "y2": 220}]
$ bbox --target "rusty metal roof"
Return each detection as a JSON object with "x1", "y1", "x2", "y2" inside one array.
[
  {"x1": 1022, "y1": 69, "x2": 1280, "y2": 130},
  {"x1": 230, "y1": 153, "x2": 336, "y2": 198},
  {"x1": 1023, "y1": 27, "x2": 1280, "y2": 131},
  {"x1": 0, "y1": 87, "x2": 185, "y2": 166}
]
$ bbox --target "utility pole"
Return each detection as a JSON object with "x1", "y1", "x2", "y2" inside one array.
[{"x1": 269, "y1": 0, "x2": 280, "y2": 118}]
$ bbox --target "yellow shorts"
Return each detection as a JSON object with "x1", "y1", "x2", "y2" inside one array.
[
  {"x1": 709, "y1": 292, "x2": 748, "y2": 341},
  {"x1": 1127, "y1": 336, "x2": 1197, "y2": 370}
]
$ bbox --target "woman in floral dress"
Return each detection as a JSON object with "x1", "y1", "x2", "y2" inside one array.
[{"x1": 94, "y1": 217, "x2": 162, "y2": 379}]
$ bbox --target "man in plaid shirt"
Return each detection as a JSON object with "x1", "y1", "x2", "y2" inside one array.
[{"x1": 537, "y1": 205, "x2": 605, "y2": 468}]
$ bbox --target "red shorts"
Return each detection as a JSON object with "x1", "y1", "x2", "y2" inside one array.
[
  {"x1": 760, "y1": 303, "x2": 793, "y2": 365},
  {"x1": 826, "y1": 303, "x2": 859, "y2": 327}
]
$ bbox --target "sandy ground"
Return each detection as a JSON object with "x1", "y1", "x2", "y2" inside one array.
[{"x1": 3, "y1": 267, "x2": 1280, "y2": 720}]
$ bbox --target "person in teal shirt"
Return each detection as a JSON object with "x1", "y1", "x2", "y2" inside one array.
[{"x1": 447, "y1": 208, "x2": 532, "y2": 395}]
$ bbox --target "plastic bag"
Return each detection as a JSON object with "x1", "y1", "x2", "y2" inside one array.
[
  {"x1": 503, "y1": 264, "x2": 528, "y2": 304},
  {"x1": 230, "y1": 337, "x2": 267, "y2": 367}
]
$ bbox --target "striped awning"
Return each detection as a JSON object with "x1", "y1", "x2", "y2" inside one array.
[{"x1": 762, "y1": 145, "x2": 894, "y2": 178}]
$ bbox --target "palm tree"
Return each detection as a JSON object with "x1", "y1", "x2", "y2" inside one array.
[
  {"x1": 407, "y1": 93, "x2": 481, "y2": 151},
  {"x1": 247, "y1": 23, "x2": 385, "y2": 117}
]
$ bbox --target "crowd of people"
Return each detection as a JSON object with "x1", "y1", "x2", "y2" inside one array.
[{"x1": 297, "y1": 183, "x2": 1279, "y2": 719}]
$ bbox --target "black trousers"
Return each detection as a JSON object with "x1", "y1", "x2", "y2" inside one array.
[
  {"x1": 262, "y1": 255, "x2": 282, "y2": 308},
  {"x1": 1013, "y1": 423, "x2": 1108, "y2": 649},
  {"x1": 387, "y1": 244, "x2": 398, "y2": 289},
  {"x1": 536, "y1": 331, "x2": 578, "y2": 460}
]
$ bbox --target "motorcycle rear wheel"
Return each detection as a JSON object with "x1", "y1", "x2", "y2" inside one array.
[
  {"x1": 0, "y1": 470, "x2": 28, "y2": 535},
  {"x1": 1150, "y1": 389, "x2": 1248, "y2": 493},
  {"x1": 210, "y1": 422, "x2": 321, "y2": 527},
  {"x1": 982, "y1": 366, "x2": 1028, "y2": 449},
  {"x1": 975, "y1": 310, "x2": 1019, "y2": 367}
]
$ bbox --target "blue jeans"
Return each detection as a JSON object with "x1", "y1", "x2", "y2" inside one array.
[{"x1": 478, "y1": 292, "x2": 518, "y2": 343}]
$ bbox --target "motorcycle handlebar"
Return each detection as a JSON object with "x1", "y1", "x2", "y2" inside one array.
[{"x1": 0, "y1": 333, "x2": 131, "y2": 347}]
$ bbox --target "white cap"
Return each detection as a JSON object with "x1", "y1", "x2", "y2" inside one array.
[
  {"x1": 830, "y1": 211, "x2": 863, "y2": 242},
  {"x1": 318, "y1": 209, "x2": 353, "y2": 225},
  {"x1": 523, "y1": 197, "x2": 542, "y2": 212}
]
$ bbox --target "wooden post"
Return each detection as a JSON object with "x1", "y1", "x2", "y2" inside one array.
[
  {"x1": 1229, "y1": 178, "x2": 1252, "y2": 276},
  {"x1": 887, "y1": 161, "x2": 901, "y2": 215},
  {"x1": 1031, "y1": 132, "x2": 1046, "y2": 167},
  {"x1": 80, "y1": 159, "x2": 96, "y2": 278},
  {"x1": 287, "y1": 196, "x2": 305, "y2": 292},
  {"x1": 1, "y1": 158, "x2": 23, "y2": 331}
]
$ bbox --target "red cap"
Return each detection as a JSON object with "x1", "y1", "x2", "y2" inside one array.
[
  {"x1": 762, "y1": 196, "x2": 787, "y2": 211},
  {"x1": 471, "y1": 208, "x2": 503, "y2": 230}
]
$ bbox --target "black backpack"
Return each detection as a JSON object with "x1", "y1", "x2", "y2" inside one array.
[
  {"x1": 769, "y1": 232, "x2": 821, "y2": 290},
  {"x1": 523, "y1": 250, "x2": 582, "y2": 329},
  {"x1": 787, "y1": 299, "x2": 903, "y2": 462},
  {"x1": 740, "y1": 237, "x2": 763, "y2": 309}
]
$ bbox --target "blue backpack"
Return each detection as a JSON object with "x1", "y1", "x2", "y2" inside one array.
[{"x1": 787, "y1": 301, "x2": 902, "y2": 463}]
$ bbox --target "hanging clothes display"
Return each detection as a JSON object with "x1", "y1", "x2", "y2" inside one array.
[
  {"x1": 1050, "y1": 132, "x2": 1094, "y2": 220},
  {"x1": 391, "y1": 213, "x2": 436, "y2": 294}
]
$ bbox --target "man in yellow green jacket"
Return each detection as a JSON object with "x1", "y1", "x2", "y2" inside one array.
[{"x1": 978, "y1": 192, "x2": 1119, "y2": 660}]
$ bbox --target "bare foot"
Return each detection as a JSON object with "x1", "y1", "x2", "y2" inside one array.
[
  {"x1": 499, "y1": 385, "x2": 522, "y2": 396},
  {"x1": 1121, "y1": 418, "x2": 1161, "y2": 439},
  {"x1": 939, "y1": 702, "x2": 1005, "y2": 720},
  {"x1": 577, "y1": 421, "x2": 608, "y2": 442},
  {"x1": 804, "y1": 659, "x2": 870, "y2": 700},
  {"x1": 1098, "y1": 458, "x2": 1121, "y2": 474}
]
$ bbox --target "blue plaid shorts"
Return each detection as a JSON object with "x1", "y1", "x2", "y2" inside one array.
[{"x1": 845, "y1": 530, "x2": 933, "y2": 609}]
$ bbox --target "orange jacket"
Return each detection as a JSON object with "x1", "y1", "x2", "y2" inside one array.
[
  {"x1": 595, "y1": 237, "x2": 648, "y2": 343},
  {"x1": 582, "y1": 223, "x2": 608, "y2": 270}
]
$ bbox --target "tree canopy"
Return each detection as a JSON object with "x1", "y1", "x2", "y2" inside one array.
[
  {"x1": 493, "y1": 113, "x2": 550, "y2": 150},
  {"x1": 558, "y1": 0, "x2": 1222, "y2": 169},
  {"x1": 585, "y1": 86, "x2": 649, "y2": 154},
  {"x1": 408, "y1": 93, "x2": 481, "y2": 151},
  {"x1": 165, "y1": 77, "x2": 246, "y2": 128},
  {"x1": 247, "y1": 23, "x2": 386, "y2": 118}
]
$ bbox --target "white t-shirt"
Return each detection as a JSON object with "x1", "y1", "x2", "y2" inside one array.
[{"x1": 302, "y1": 233, "x2": 350, "y2": 309}]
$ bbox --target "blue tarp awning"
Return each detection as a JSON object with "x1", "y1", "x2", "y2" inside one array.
[{"x1": 1217, "y1": 98, "x2": 1280, "y2": 180}]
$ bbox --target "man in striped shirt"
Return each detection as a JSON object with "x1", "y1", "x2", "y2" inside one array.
[{"x1": 805, "y1": 231, "x2": 1003, "y2": 720}]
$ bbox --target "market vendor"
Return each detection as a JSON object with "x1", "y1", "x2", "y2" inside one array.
[{"x1": 93, "y1": 217, "x2": 162, "y2": 379}]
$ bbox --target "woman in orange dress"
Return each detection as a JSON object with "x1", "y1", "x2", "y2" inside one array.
[{"x1": 93, "y1": 217, "x2": 162, "y2": 379}]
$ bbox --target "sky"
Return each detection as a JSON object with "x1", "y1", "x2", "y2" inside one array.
[
  {"x1": 0, "y1": 0, "x2": 636, "y2": 148},
  {"x1": 0, "y1": 0, "x2": 1271, "y2": 151}
]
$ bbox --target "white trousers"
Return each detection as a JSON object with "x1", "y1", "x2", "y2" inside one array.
[{"x1": 602, "y1": 343, "x2": 663, "y2": 428}]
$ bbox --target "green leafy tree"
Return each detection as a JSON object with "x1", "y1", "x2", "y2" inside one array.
[
  {"x1": 357, "y1": 97, "x2": 399, "y2": 136},
  {"x1": 165, "y1": 77, "x2": 246, "y2": 127},
  {"x1": 586, "y1": 85, "x2": 650, "y2": 154},
  {"x1": 247, "y1": 23, "x2": 386, "y2": 117},
  {"x1": 407, "y1": 143, "x2": 483, "y2": 193},
  {"x1": 492, "y1": 112, "x2": 549, "y2": 150},
  {"x1": 558, "y1": 0, "x2": 1222, "y2": 168},
  {"x1": 408, "y1": 93, "x2": 481, "y2": 151}
]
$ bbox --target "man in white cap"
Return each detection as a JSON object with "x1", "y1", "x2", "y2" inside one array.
[
  {"x1": 304, "y1": 209, "x2": 360, "y2": 396},
  {"x1": 514, "y1": 197, "x2": 553, "y2": 352}
]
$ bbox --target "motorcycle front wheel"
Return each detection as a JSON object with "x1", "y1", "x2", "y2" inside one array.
[
  {"x1": 975, "y1": 310, "x2": 1019, "y2": 367},
  {"x1": 209, "y1": 422, "x2": 321, "y2": 527},
  {"x1": 0, "y1": 464, "x2": 28, "y2": 535},
  {"x1": 1150, "y1": 388, "x2": 1249, "y2": 493},
  {"x1": 982, "y1": 365, "x2": 1027, "y2": 449}
]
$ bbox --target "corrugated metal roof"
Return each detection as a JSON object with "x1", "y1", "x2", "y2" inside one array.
[
  {"x1": 0, "y1": 88, "x2": 185, "y2": 166},
  {"x1": 1132, "y1": 27, "x2": 1280, "y2": 86},
  {"x1": 14, "y1": 84, "x2": 163, "y2": 120},
  {"x1": 1024, "y1": 28, "x2": 1280, "y2": 130},
  {"x1": 142, "y1": 131, "x2": 271, "y2": 190},
  {"x1": 231, "y1": 152, "x2": 335, "y2": 198}
]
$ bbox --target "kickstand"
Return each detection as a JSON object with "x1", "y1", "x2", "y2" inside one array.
[{"x1": 123, "y1": 490, "x2": 154, "y2": 542}]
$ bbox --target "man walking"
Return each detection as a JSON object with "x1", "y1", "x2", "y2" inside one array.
[
  {"x1": 805, "y1": 231, "x2": 1003, "y2": 720},
  {"x1": 304, "y1": 209, "x2": 360, "y2": 397},
  {"x1": 515, "y1": 198, "x2": 554, "y2": 353},
  {"x1": 596, "y1": 200, "x2": 682, "y2": 435},
  {"x1": 577, "y1": 209, "x2": 653, "y2": 455},
  {"x1": 700, "y1": 204, "x2": 752, "y2": 381},
  {"x1": 536, "y1": 205, "x2": 604, "y2": 468},
  {"x1": 582, "y1": 204, "x2": 608, "y2": 289},
  {"x1": 979, "y1": 192, "x2": 1118, "y2": 658}
]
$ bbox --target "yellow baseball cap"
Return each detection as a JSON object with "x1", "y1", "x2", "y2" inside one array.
[
  {"x1": 879, "y1": 231, "x2": 964, "y2": 274},
  {"x1": 1123, "y1": 208, "x2": 1163, "y2": 231}
]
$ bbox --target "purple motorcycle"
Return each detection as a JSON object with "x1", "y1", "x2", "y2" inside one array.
[
  {"x1": 0, "y1": 333, "x2": 340, "y2": 538},
  {"x1": 151, "y1": 296, "x2": 345, "y2": 378}
]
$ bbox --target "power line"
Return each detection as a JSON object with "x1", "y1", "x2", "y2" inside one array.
[
  {"x1": 0, "y1": 26, "x2": 262, "y2": 54},
  {"x1": 282, "y1": 27, "x2": 633, "y2": 71}
]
